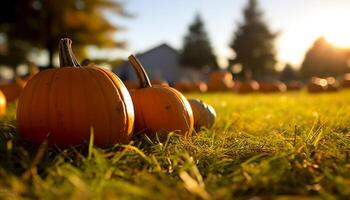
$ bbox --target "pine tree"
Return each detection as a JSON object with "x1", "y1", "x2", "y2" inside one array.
[
  {"x1": 300, "y1": 37, "x2": 349, "y2": 80},
  {"x1": 280, "y1": 63, "x2": 298, "y2": 82},
  {"x1": 229, "y1": 0, "x2": 277, "y2": 80},
  {"x1": 180, "y1": 14, "x2": 217, "y2": 69},
  {"x1": 0, "y1": 0, "x2": 129, "y2": 67}
]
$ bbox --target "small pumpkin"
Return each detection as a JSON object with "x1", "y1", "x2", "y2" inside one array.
[
  {"x1": 173, "y1": 80, "x2": 192, "y2": 93},
  {"x1": 233, "y1": 81, "x2": 259, "y2": 93},
  {"x1": 207, "y1": 71, "x2": 234, "y2": 92},
  {"x1": 342, "y1": 73, "x2": 350, "y2": 88},
  {"x1": 17, "y1": 38, "x2": 134, "y2": 147},
  {"x1": 128, "y1": 55, "x2": 194, "y2": 137},
  {"x1": 308, "y1": 77, "x2": 328, "y2": 93},
  {"x1": 188, "y1": 99, "x2": 216, "y2": 131},
  {"x1": 189, "y1": 81, "x2": 208, "y2": 93},
  {"x1": 326, "y1": 77, "x2": 339, "y2": 92},
  {"x1": 258, "y1": 81, "x2": 287, "y2": 93},
  {"x1": 285, "y1": 81, "x2": 303, "y2": 91},
  {"x1": 151, "y1": 79, "x2": 169, "y2": 87}
]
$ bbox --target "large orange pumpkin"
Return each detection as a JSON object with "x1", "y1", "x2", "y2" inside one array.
[
  {"x1": 188, "y1": 99, "x2": 216, "y2": 131},
  {"x1": 17, "y1": 38, "x2": 134, "y2": 147},
  {"x1": 207, "y1": 71, "x2": 234, "y2": 92},
  {"x1": 128, "y1": 55, "x2": 193, "y2": 137}
]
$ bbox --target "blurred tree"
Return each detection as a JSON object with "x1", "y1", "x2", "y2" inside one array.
[
  {"x1": 280, "y1": 63, "x2": 298, "y2": 82},
  {"x1": 180, "y1": 14, "x2": 217, "y2": 70},
  {"x1": 229, "y1": 0, "x2": 277, "y2": 80},
  {"x1": 300, "y1": 37, "x2": 350, "y2": 80},
  {"x1": 0, "y1": 0, "x2": 129, "y2": 67}
]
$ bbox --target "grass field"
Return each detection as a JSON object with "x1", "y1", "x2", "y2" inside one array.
[{"x1": 0, "y1": 91, "x2": 350, "y2": 199}]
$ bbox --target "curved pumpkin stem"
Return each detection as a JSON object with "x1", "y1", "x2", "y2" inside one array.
[
  {"x1": 59, "y1": 38, "x2": 81, "y2": 67},
  {"x1": 128, "y1": 55, "x2": 152, "y2": 88}
]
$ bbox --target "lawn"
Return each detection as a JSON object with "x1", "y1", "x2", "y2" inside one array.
[{"x1": 0, "y1": 91, "x2": 350, "y2": 199}]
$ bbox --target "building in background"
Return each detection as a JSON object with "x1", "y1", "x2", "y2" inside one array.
[{"x1": 113, "y1": 43, "x2": 208, "y2": 84}]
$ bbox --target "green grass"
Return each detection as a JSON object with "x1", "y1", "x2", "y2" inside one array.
[{"x1": 1, "y1": 91, "x2": 350, "y2": 199}]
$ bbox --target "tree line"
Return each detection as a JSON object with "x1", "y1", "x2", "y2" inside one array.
[
  {"x1": 180, "y1": 0, "x2": 350, "y2": 81},
  {"x1": 0, "y1": 0, "x2": 349, "y2": 80}
]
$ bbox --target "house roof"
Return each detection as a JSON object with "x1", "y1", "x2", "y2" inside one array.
[{"x1": 135, "y1": 43, "x2": 179, "y2": 57}]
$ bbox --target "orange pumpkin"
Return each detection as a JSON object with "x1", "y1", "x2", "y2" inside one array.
[
  {"x1": 326, "y1": 77, "x2": 339, "y2": 92},
  {"x1": 188, "y1": 99, "x2": 216, "y2": 131},
  {"x1": 342, "y1": 73, "x2": 350, "y2": 88},
  {"x1": 151, "y1": 79, "x2": 169, "y2": 87},
  {"x1": 207, "y1": 71, "x2": 234, "y2": 92},
  {"x1": 173, "y1": 81, "x2": 192, "y2": 93},
  {"x1": 189, "y1": 81, "x2": 208, "y2": 93},
  {"x1": 128, "y1": 55, "x2": 193, "y2": 137},
  {"x1": 258, "y1": 81, "x2": 287, "y2": 93},
  {"x1": 0, "y1": 90, "x2": 6, "y2": 115},
  {"x1": 17, "y1": 38, "x2": 134, "y2": 147},
  {"x1": 233, "y1": 81, "x2": 259, "y2": 93},
  {"x1": 308, "y1": 77, "x2": 328, "y2": 93},
  {"x1": 285, "y1": 81, "x2": 303, "y2": 91}
]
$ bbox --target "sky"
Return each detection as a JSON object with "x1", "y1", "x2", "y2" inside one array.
[{"x1": 45, "y1": 0, "x2": 350, "y2": 69}]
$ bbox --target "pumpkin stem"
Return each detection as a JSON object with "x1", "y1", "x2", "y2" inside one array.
[
  {"x1": 59, "y1": 38, "x2": 81, "y2": 67},
  {"x1": 128, "y1": 55, "x2": 152, "y2": 88}
]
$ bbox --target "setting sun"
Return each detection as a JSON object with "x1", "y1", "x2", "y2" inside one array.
[{"x1": 319, "y1": 11, "x2": 350, "y2": 48}]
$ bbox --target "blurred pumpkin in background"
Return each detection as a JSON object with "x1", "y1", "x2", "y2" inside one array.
[
  {"x1": 173, "y1": 80, "x2": 192, "y2": 93},
  {"x1": 258, "y1": 81, "x2": 287, "y2": 93},
  {"x1": 151, "y1": 79, "x2": 169, "y2": 86},
  {"x1": 233, "y1": 81, "x2": 259, "y2": 94},
  {"x1": 326, "y1": 77, "x2": 339, "y2": 92},
  {"x1": 188, "y1": 99, "x2": 216, "y2": 131},
  {"x1": 128, "y1": 55, "x2": 193, "y2": 138},
  {"x1": 342, "y1": 73, "x2": 350, "y2": 88},
  {"x1": 17, "y1": 38, "x2": 134, "y2": 147},
  {"x1": 285, "y1": 81, "x2": 303, "y2": 91},
  {"x1": 207, "y1": 71, "x2": 234, "y2": 91},
  {"x1": 189, "y1": 81, "x2": 208, "y2": 93},
  {"x1": 308, "y1": 77, "x2": 328, "y2": 93}
]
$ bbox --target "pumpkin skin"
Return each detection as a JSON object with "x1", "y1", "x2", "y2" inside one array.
[
  {"x1": 128, "y1": 55, "x2": 193, "y2": 137},
  {"x1": 17, "y1": 38, "x2": 134, "y2": 147},
  {"x1": 207, "y1": 71, "x2": 234, "y2": 92},
  {"x1": 188, "y1": 99, "x2": 216, "y2": 131}
]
